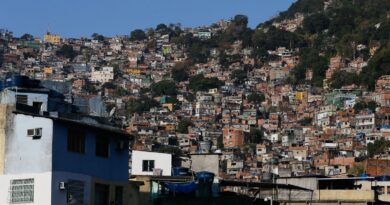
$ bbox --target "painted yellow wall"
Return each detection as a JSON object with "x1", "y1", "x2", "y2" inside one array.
[
  {"x1": 315, "y1": 190, "x2": 374, "y2": 202},
  {"x1": 44, "y1": 34, "x2": 61, "y2": 44}
]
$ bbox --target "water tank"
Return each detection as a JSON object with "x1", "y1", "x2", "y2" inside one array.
[
  {"x1": 196, "y1": 171, "x2": 215, "y2": 197},
  {"x1": 172, "y1": 167, "x2": 190, "y2": 176}
]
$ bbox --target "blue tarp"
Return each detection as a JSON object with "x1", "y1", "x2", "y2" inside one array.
[{"x1": 164, "y1": 181, "x2": 198, "y2": 193}]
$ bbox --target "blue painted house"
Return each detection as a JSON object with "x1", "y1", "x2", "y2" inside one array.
[{"x1": 0, "y1": 106, "x2": 137, "y2": 205}]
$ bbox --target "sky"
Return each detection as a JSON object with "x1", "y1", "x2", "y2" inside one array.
[{"x1": 0, "y1": 0, "x2": 296, "y2": 38}]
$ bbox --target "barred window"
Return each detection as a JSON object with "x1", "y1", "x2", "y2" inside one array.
[
  {"x1": 67, "y1": 180, "x2": 85, "y2": 205},
  {"x1": 9, "y1": 178, "x2": 34, "y2": 204}
]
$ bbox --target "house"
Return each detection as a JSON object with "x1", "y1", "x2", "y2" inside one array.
[
  {"x1": 0, "y1": 87, "x2": 49, "y2": 112},
  {"x1": 90, "y1": 67, "x2": 114, "y2": 83},
  {"x1": 226, "y1": 159, "x2": 244, "y2": 175},
  {"x1": 44, "y1": 32, "x2": 61, "y2": 44},
  {"x1": 256, "y1": 144, "x2": 270, "y2": 156},
  {"x1": 223, "y1": 127, "x2": 245, "y2": 148},
  {"x1": 0, "y1": 106, "x2": 134, "y2": 205},
  {"x1": 130, "y1": 151, "x2": 172, "y2": 176},
  {"x1": 355, "y1": 111, "x2": 375, "y2": 133}
]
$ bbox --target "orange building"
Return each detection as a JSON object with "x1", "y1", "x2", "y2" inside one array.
[{"x1": 223, "y1": 127, "x2": 245, "y2": 148}]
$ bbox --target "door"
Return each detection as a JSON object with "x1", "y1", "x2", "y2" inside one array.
[{"x1": 94, "y1": 183, "x2": 109, "y2": 205}]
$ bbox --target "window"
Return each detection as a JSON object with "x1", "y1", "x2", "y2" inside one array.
[
  {"x1": 9, "y1": 178, "x2": 34, "y2": 204},
  {"x1": 96, "y1": 135, "x2": 109, "y2": 158},
  {"x1": 32, "y1": 102, "x2": 43, "y2": 111},
  {"x1": 142, "y1": 160, "x2": 155, "y2": 172},
  {"x1": 67, "y1": 180, "x2": 85, "y2": 205},
  {"x1": 67, "y1": 129, "x2": 86, "y2": 154},
  {"x1": 16, "y1": 95, "x2": 28, "y2": 105}
]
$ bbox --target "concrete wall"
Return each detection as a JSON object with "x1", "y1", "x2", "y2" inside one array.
[
  {"x1": 1, "y1": 171, "x2": 140, "y2": 205},
  {"x1": 191, "y1": 154, "x2": 220, "y2": 176},
  {"x1": 131, "y1": 151, "x2": 172, "y2": 176},
  {"x1": 132, "y1": 176, "x2": 153, "y2": 205},
  {"x1": 315, "y1": 190, "x2": 374, "y2": 201},
  {"x1": 5, "y1": 113, "x2": 53, "y2": 174},
  {"x1": 0, "y1": 172, "x2": 52, "y2": 205},
  {"x1": 276, "y1": 177, "x2": 318, "y2": 191},
  {"x1": 0, "y1": 104, "x2": 13, "y2": 175},
  {"x1": 0, "y1": 90, "x2": 48, "y2": 111}
]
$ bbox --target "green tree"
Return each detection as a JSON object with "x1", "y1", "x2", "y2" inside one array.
[
  {"x1": 150, "y1": 80, "x2": 177, "y2": 96},
  {"x1": 177, "y1": 119, "x2": 193, "y2": 134},
  {"x1": 249, "y1": 127, "x2": 265, "y2": 143},
  {"x1": 291, "y1": 48, "x2": 329, "y2": 86},
  {"x1": 188, "y1": 74, "x2": 224, "y2": 92},
  {"x1": 330, "y1": 70, "x2": 359, "y2": 89},
  {"x1": 130, "y1": 29, "x2": 146, "y2": 41},
  {"x1": 247, "y1": 92, "x2": 265, "y2": 104},
  {"x1": 360, "y1": 43, "x2": 390, "y2": 90},
  {"x1": 353, "y1": 101, "x2": 366, "y2": 113},
  {"x1": 82, "y1": 82, "x2": 97, "y2": 94},
  {"x1": 57, "y1": 45, "x2": 77, "y2": 60},
  {"x1": 298, "y1": 117, "x2": 313, "y2": 126},
  {"x1": 367, "y1": 139, "x2": 390, "y2": 158},
  {"x1": 20, "y1": 33, "x2": 34, "y2": 41},
  {"x1": 171, "y1": 62, "x2": 190, "y2": 82},
  {"x1": 303, "y1": 13, "x2": 330, "y2": 34},
  {"x1": 353, "y1": 101, "x2": 378, "y2": 113},
  {"x1": 252, "y1": 26, "x2": 305, "y2": 59},
  {"x1": 91, "y1": 33, "x2": 105, "y2": 41},
  {"x1": 126, "y1": 96, "x2": 159, "y2": 114},
  {"x1": 184, "y1": 93, "x2": 195, "y2": 102},
  {"x1": 230, "y1": 69, "x2": 247, "y2": 85},
  {"x1": 348, "y1": 163, "x2": 365, "y2": 176},
  {"x1": 367, "y1": 101, "x2": 378, "y2": 113}
]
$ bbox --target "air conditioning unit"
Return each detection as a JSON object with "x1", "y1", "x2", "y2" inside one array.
[{"x1": 27, "y1": 128, "x2": 42, "y2": 138}]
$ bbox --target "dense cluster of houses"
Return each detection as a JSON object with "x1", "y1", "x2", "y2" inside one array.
[{"x1": 1, "y1": 15, "x2": 390, "y2": 204}]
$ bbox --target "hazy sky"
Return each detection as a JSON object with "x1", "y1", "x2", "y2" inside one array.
[{"x1": 1, "y1": 0, "x2": 296, "y2": 38}]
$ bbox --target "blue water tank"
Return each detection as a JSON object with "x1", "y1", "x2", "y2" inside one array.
[
  {"x1": 196, "y1": 171, "x2": 215, "y2": 198},
  {"x1": 172, "y1": 167, "x2": 190, "y2": 176},
  {"x1": 196, "y1": 171, "x2": 215, "y2": 183}
]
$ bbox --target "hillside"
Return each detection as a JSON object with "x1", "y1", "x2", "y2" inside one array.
[{"x1": 266, "y1": 0, "x2": 390, "y2": 89}]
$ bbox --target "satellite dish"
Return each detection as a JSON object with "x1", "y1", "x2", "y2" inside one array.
[{"x1": 109, "y1": 107, "x2": 116, "y2": 117}]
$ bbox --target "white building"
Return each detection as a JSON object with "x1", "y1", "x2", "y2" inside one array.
[
  {"x1": 0, "y1": 106, "x2": 134, "y2": 205},
  {"x1": 355, "y1": 112, "x2": 376, "y2": 133},
  {"x1": 0, "y1": 87, "x2": 49, "y2": 112},
  {"x1": 131, "y1": 151, "x2": 172, "y2": 176},
  {"x1": 90, "y1": 66, "x2": 114, "y2": 83}
]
